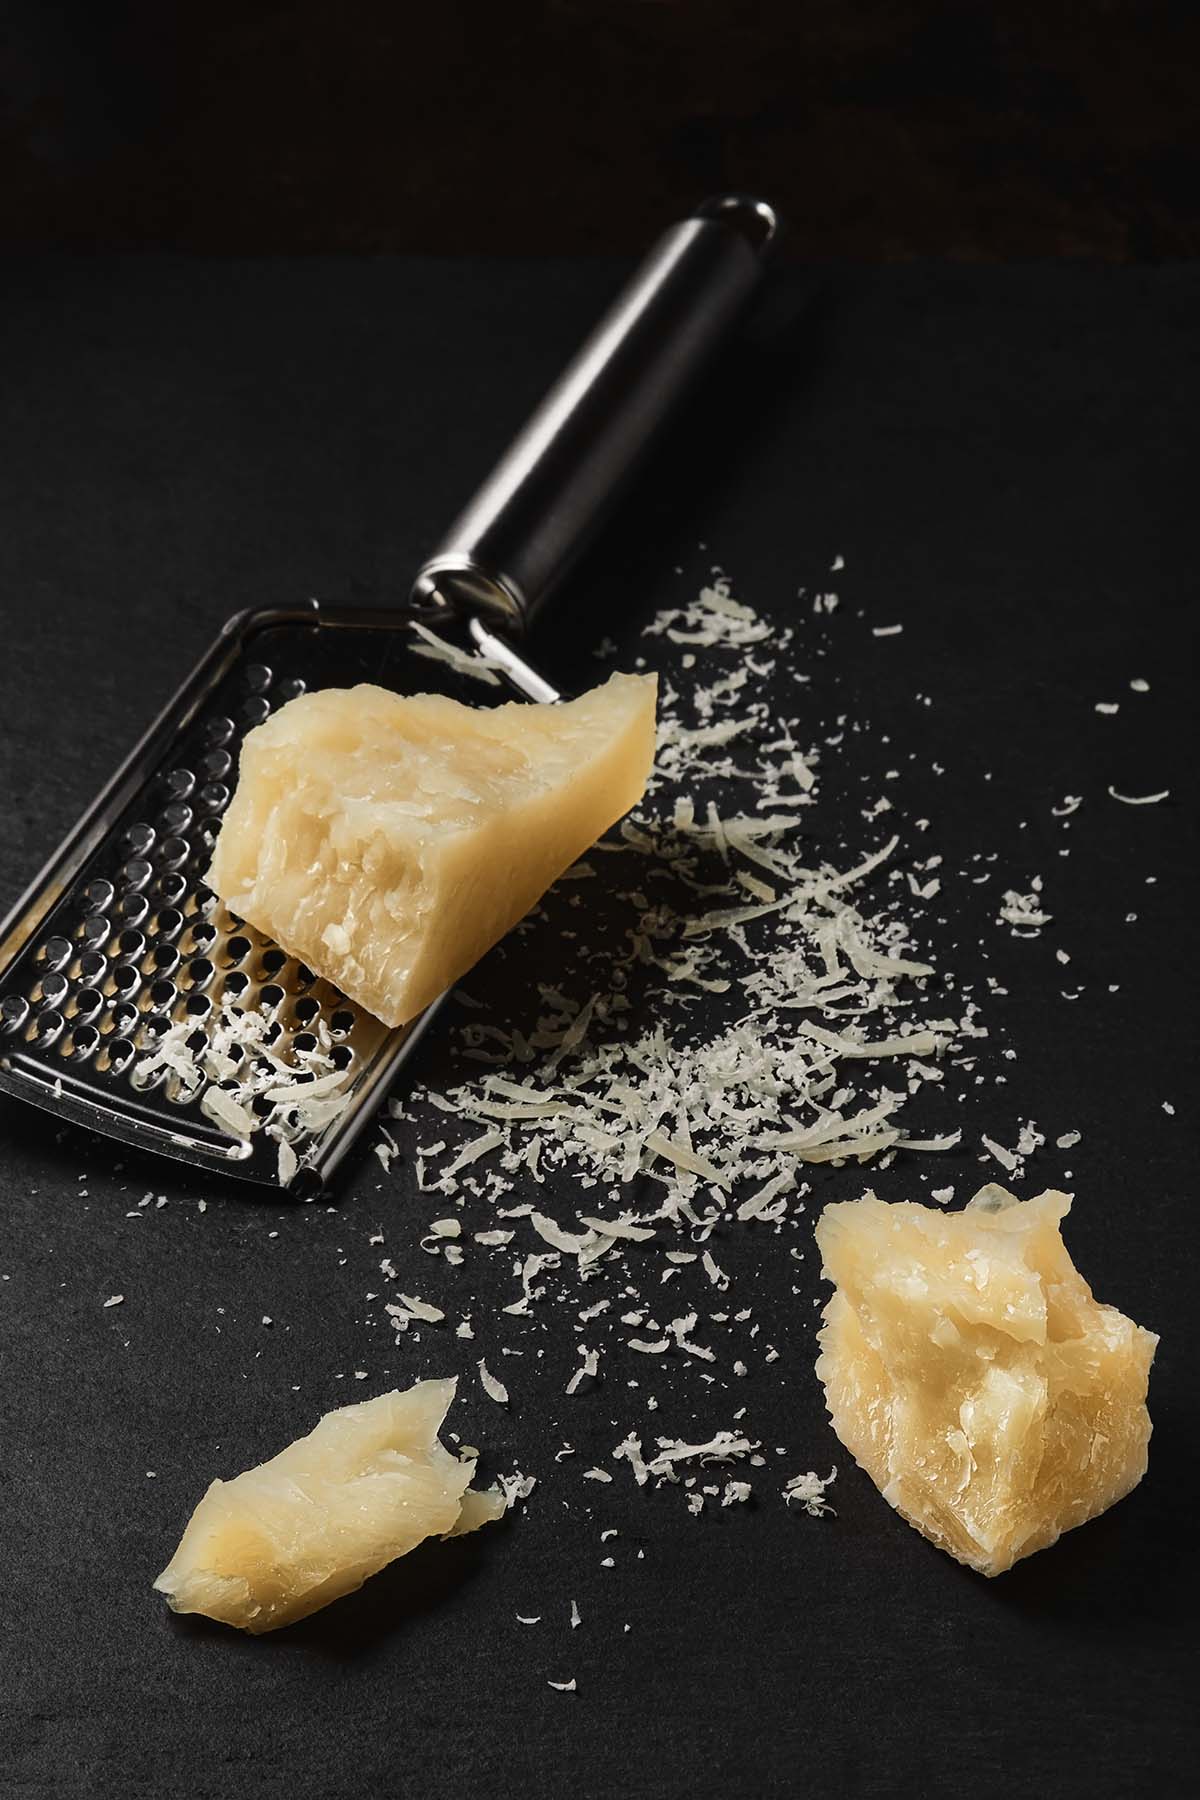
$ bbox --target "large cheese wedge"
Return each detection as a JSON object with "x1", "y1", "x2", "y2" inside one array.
[
  {"x1": 815, "y1": 1186, "x2": 1157, "y2": 1576},
  {"x1": 153, "y1": 1380, "x2": 504, "y2": 1633},
  {"x1": 208, "y1": 672, "x2": 657, "y2": 1027}
]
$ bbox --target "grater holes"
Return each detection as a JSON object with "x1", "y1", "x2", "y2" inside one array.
[
  {"x1": 30, "y1": 1008, "x2": 64, "y2": 1045},
  {"x1": 109, "y1": 999, "x2": 140, "y2": 1037},
  {"x1": 183, "y1": 957, "x2": 216, "y2": 992},
  {"x1": 199, "y1": 748, "x2": 232, "y2": 781},
  {"x1": 66, "y1": 1022, "x2": 101, "y2": 1060},
  {"x1": 118, "y1": 859, "x2": 152, "y2": 893},
  {"x1": 140, "y1": 1011, "x2": 174, "y2": 1045},
  {"x1": 148, "y1": 945, "x2": 181, "y2": 982},
  {"x1": 72, "y1": 987, "x2": 105, "y2": 1023},
  {"x1": 198, "y1": 781, "x2": 230, "y2": 813},
  {"x1": 115, "y1": 892, "x2": 150, "y2": 929},
  {"x1": 159, "y1": 836, "x2": 189, "y2": 871},
  {"x1": 111, "y1": 963, "x2": 141, "y2": 1000},
  {"x1": 154, "y1": 871, "x2": 188, "y2": 906},
  {"x1": 180, "y1": 923, "x2": 215, "y2": 958},
  {"x1": 39, "y1": 971, "x2": 70, "y2": 1009},
  {"x1": 121, "y1": 823, "x2": 156, "y2": 857},
  {"x1": 1, "y1": 993, "x2": 30, "y2": 1032},
  {"x1": 2, "y1": 637, "x2": 390, "y2": 1167},
  {"x1": 90, "y1": 1035, "x2": 134, "y2": 1075},
  {"x1": 81, "y1": 878, "x2": 115, "y2": 911},
  {"x1": 79, "y1": 913, "x2": 112, "y2": 949},
  {"x1": 164, "y1": 767, "x2": 195, "y2": 800}
]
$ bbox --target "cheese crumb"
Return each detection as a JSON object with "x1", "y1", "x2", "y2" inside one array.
[
  {"x1": 478, "y1": 1360, "x2": 510, "y2": 1405},
  {"x1": 782, "y1": 1468, "x2": 838, "y2": 1516},
  {"x1": 1107, "y1": 786, "x2": 1169, "y2": 806}
]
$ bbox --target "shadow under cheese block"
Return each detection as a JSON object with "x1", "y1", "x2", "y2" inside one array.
[
  {"x1": 815, "y1": 1186, "x2": 1158, "y2": 1576},
  {"x1": 207, "y1": 672, "x2": 658, "y2": 1028},
  {"x1": 153, "y1": 1380, "x2": 503, "y2": 1633}
]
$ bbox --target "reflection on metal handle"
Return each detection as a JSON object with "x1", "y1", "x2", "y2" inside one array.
[{"x1": 411, "y1": 195, "x2": 779, "y2": 635}]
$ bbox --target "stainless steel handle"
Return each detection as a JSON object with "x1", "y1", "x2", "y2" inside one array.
[{"x1": 411, "y1": 195, "x2": 778, "y2": 635}]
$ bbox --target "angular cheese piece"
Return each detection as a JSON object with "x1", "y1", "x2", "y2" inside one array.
[
  {"x1": 815, "y1": 1186, "x2": 1157, "y2": 1576},
  {"x1": 153, "y1": 1380, "x2": 504, "y2": 1633},
  {"x1": 208, "y1": 673, "x2": 657, "y2": 1027}
]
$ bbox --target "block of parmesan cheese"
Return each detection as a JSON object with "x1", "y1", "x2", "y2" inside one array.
[
  {"x1": 208, "y1": 673, "x2": 657, "y2": 1027},
  {"x1": 153, "y1": 1381, "x2": 504, "y2": 1633},
  {"x1": 815, "y1": 1186, "x2": 1157, "y2": 1576}
]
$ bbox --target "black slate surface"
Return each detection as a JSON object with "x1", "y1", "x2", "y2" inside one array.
[{"x1": 0, "y1": 257, "x2": 1196, "y2": 1799}]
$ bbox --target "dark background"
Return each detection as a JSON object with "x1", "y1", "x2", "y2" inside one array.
[
  {"x1": 1, "y1": 0, "x2": 1198, "y2": 260},
  {"x1": 1, "y1": 6, "x2": 1198, "y2": 1800}
]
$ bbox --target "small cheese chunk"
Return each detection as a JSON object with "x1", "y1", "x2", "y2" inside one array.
[
  {"x1": 153, "y1": 1380, "x2": 501, "y2": 1633},
  {"x1": 208, "y1": 673, "x2": 657, "y2": 1027},
  {"x1": 815, "y1": 1186, "x2": 1157, "y2": 1576}
]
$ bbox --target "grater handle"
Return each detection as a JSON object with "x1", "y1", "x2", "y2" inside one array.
[{"x1": 410, "y1": 195, "x2": 778, "y2": 635}]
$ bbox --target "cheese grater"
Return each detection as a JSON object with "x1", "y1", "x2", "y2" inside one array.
[{"x1": 0, "y1": 196, "x2": 777, "y2": 1194}]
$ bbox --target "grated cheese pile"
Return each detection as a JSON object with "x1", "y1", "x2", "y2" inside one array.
[
  {"x1": 133, "y1": 993, "x2": 357, "y2": 1182},
  {"x1": 403, "y1": 579, "x2": 974, "y2": 1244}
]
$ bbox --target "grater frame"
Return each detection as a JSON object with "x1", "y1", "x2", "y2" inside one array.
[{"x1": 0, "y1": 602, "x2": 552, "y2": 1194}]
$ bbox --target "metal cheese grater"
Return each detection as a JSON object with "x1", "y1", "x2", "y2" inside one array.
[{"x1": 0, "y1": 196, "x2": 777, "y2": 1193}]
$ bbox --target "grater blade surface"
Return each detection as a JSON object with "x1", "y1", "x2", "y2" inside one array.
[{"x1": 0, "y1": 603, "x2": 548, "y2": 1192}]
